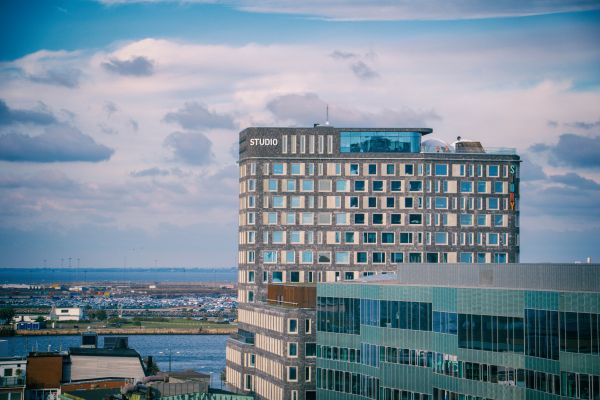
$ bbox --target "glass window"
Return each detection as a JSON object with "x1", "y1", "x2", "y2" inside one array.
[
  {"x1": 476, "y1": 215, "x2": 487, "y2": 226},
  {"x1": 335, "y1": 212, "x2": 348, "y2": 225},
  {"x1": 488, "y1": 165, "x2": 499, "y2": 177},
  {"x1": 363, "y1": 232, "x2": 377, "y2": 243},
  {"x1": 372, "y1": 213, "x2": 383, "y2": 224},
  {"x1": 340, "y1": 131, "x2": 422, "y2": 153},
  {"x1": 382, "y1": 232, "x2": 394, "y2": 244},
  {"x1": 286, "y1": 251, "x2": 295, "y2": 263},
  {"x1": 373, "y1": 181, "x2": 384, "y2": 191},
  {"x1": 335, "y1": 252, "x2": 350, "y2": 264},
  {"x1": 272, "y1": 271, "x2": 282, "y2": 283},
  {"x1": 435, "y1": 232, "x2": 448, "y2": 245},
  {"x1": 386, "y1": 164, "x2": 395, "y2": 175},
  {"x1": 305, "y1": 343, "x2": 316, "y2": 357},
  {"x1": 460, "y1": 214, "x2": 473, "y2": 225},
  {"x1": 386, "y1": 197, "x2": 395, "y2": 208},
  {"x1": 488, "y1": 233, "x2": 499, "y2": 245},
  {"x1": 273, "y1": 163, "x2": 285, "y2": 175},
  {"x1": 349, "y1": 163, "x2": 359, "y2": 175},
  {"x1": 460, "y1": 252, "x2": 473, "y2": 263},
  {"x1": 354, "y1": 213, "x2": 365, "y2": 224},
  {"x1": 318, "y1": 180, "x2": 332, "y2": 192},
  {"x1": 399, "y1": 233, "x2": 413, "y2": 244},
  {"x1": 354, "y1": 180, "x2": 366, "y2": 192},
  {"x1": 336, "y1": 180, "x2": 349, "y2": 192},
  {"x1": 301, "y1": 251, "x2": 313, "y2": 263},
  {"x1": 356, "y1": 252, "x2": 368, "y2": 263},
  {"x1": 409, "y1": 181, "x2": 423, "y2": 192},
  {"x1": 477, "y1": 181, "x2": 487, "y2": 193},
  {"x1": 488, "y1": 198, "x2": 499, "y2": 210},
  {"x1": 493, "y1": 214, "x2": 503, "y2": 226},
  {"x1": 368, "y1": 197, "x2": 377, "y2": 208},
  {"x1": 268, "y1": 179, "x2": 278, "y2": 191},
  {"x1": 300, "y1": 212, "x2": 314, "y2": 224},
  {"x1": 494, "y1": 181, "x2": 503, "y2": 193},
  {"x1": 372, "y1": 252, "x2": 385, "y2": 263},
  {"x1": 405, "y1": 197, "x2": 413, "y2": 208},
  {"x1": 368, "y1": 164, "x2": 377, "y2": 175},
  {"x1": 291, "y1": 163, "x2": 301, "y2": 175},
  {"x1": 349, "y1": 196, "x2": 359, "y2": 208},
  {"x1": 345, "y1": 232, "x2": 355, "y2": 243},
  {"x1": 318, "y1": 252, "x2": 331, "y2": 263},
  {"x1": 405, "y1": 164, "x2": 414, "y2": 175},
  {"x1": 391, "y1": 252, "x2": 404, "y2": 263},
  {"x1": 391, "y1": 181, "x2": 401, "y2": 192},
  {"x1": 272, "y1": 196, "x2": 285, "y2": 208},
  {"x1": 263, "y1": 251, "x2": 277, "y2": 263},
  {"x1": 408, "y1": 214, "x2": 422, "y2": 224},
  {"x1": 391, "y1": 214, "x2": 401, "y2": 224},
  {"x1": 290, "y1": 196, "x2": 301, "y2": 208},
  {"x1": 435, "y1": 164, "x2": 448, "y2": 176},
  {"x1": 290, "y1": 231, "x2": 301, "y2": 243},
  {"x1": 302, "y1": 179, "x2": 314, "y2": 191},
  {"x1": 272, "y1": 231, "x2": 284, "y2": 243},
  {"x1": 435, "y1": 197, "x2": 448, "y2": 209},
  {"x1": 460, "y1": 181, "x2": 473, "y2": 193}
]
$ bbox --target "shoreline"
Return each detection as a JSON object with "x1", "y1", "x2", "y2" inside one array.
[{"x1": 12, "y1": 326, "x2": 235, "y2": 336}]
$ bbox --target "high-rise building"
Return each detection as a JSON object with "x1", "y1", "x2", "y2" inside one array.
[
  {"x1": 226, "y1": 127, "x2": 520, "y2": 400},
  {"x1": 316, "y1": 263, "x2": 600, "y2": 400}
]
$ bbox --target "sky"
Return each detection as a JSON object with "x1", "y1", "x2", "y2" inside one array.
[{"x1": 0, "y1": 0, "x2": 599, "y2": 267}]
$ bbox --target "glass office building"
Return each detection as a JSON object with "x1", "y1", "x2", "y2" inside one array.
[
  {"x1": 317, "y1": 264, "x2": 600, "y2": 400},
  {"x1": 226, "y1": 127, "x2": 520, "y2": 400}
]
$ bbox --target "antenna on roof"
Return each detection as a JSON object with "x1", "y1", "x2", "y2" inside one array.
[{"x1": 325, "y1": 104, "x2": 330, "y2": 126}]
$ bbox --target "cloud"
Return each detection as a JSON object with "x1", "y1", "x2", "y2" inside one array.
[
  {"x1": 130, "y1": 167, "x2": 171, "y2": 177},
  {"x1": 565, "y1": 119, "x2": 600, "y2": 130},
  {"x1": 330, "y1": 50, "x2": 358, "y2": 60},
  {"x1": 530, "y1": 133, "x2": 600, "y2": 169},
  {"x1": 97, "y1": 0, "x2": 600, "y2": 21},
  {"x1": 163, "y1": 101, "x2": 235, "y2": 130},
  {"x1": 267, "y1": 93, "x2": 440, "y2": 127},
  {"x1": 519, "y1": 155, "x2": 546, "y2": 181},
  {"x1": 350, "y1": 61, "x2": 379, "y2": 80},
  {"x1": 0, "y1": 170, "x2": 77, "y2": 190},
  {"x1": 102, "y1": 56, "x2": 155, "y2": 76},
  {"x1": 0, "y1": 99, "x2": 57, "y2": 126},
  {"x1": 0, "y1": 125, "x2": 114, "y2": 162},
  {"x1": 163, "y1": 131, "x2": 214, "y2": 165},
  {"x1": 104, "y1": 101, "x2": 119, "y2": 118},
  {"x1": 28, "y1": 67, "x2": 81, "y2": 88},
  {"x1": 550, "y1": 172, "x2": 600, "y2": 191}
]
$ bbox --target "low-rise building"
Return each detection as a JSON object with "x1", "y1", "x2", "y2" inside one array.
[
  {"x1": 316, "y1": 263, "x2": 600, "y2": 400},
  {"x1": 0, "y1": 357, "x2": 26, "y2": 400},
  {"x1": 50, "y1": 308, "x2": 85, "y2": 322}
]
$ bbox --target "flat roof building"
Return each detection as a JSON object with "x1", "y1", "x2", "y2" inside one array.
[
  {"x1": 226, "y1": 127, "x2": 521, "y2": 400},
  {"x1": 316, "y1": 263, "x2": 600, "y2": 400}
]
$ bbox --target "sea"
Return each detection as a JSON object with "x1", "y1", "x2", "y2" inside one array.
[
  {"x1": 0, "y1": 268, "x2": 237, "y2": 284},
  {"x1": 0, "y1": 334, "x2": 229, "y2": 386}
]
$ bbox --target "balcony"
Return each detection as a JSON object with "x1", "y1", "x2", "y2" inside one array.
[
  {"x1": 0, "y1": 376, "x2": 25, "y2": 388},
  {"x1": 267, "y1": 284, "x2": 316, "y2": 309}
]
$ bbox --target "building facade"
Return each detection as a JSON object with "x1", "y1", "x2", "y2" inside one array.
[
  {"x1": 226, "y1": 127, "x2": 520, "y2": 400},
  {"x1": 316, "y1": 263, "x2": 600, "y2": 400}
]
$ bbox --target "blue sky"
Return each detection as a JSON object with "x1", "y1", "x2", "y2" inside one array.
[{"x1": 0, "y1": 0, "x2": 599, "y2": 267}]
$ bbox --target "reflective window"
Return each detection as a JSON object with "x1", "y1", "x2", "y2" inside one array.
[
  {"x1": 391, "y1": 181, "x2": 402, "y2": 192},
  {"x1": 340, "y1": 131, "x2": 422, "y2": 153},
  {"x1": 435, "y1": 164, "x2": 448, "y2": 176},
  {"x1": 460, "y1": 181, "x2": 473, "y2": 193}
]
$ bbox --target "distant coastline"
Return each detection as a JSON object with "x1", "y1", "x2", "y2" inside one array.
[{"x1": 14, "y1": 326, "x2": 236, "y2": 336}]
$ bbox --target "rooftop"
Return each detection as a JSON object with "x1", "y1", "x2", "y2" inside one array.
[{"x1": 343, "y1": 263, "x2": 600, "y2": 293}]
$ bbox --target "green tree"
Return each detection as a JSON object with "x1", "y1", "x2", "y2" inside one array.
[
  {"x1": 95, "y1": 309, "x2": 108, "y2": 321},
  {"x1": 34, "y1": 316, "x2": 46, "y2": 323},
  {"x1": 0, "y1": 308, "x2": 15, "y2": 323}
]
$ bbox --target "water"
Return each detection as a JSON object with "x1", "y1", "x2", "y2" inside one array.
[
  {"x1": 0, "y1": 268, "x2": 237, "y2": 284},
  {"x1": 0, "y1": 334, "x2": 229, "y2": 386}
]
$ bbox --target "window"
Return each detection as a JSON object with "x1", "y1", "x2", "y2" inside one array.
[
  {"x1": 391, "y1": 181, "x2": 402, "y2": 192},
  {"x1": 305, "y1": 343, "x2": 316, "y2": 357},
  {"x1": 301, "y1": 251, "x2": 313, "y2": 263},
  {"x1": 335, "y1": 252, "x2": 350, "y2": 264},
  {"x1": 354, "y1": 213, "x2": 365, "y2": 224},
  {"x1": 354, "y1": 180, "x2": 366, "y2": 192},
  {"x1": 435, "y1": 197, "x2": 448, "y2": 209},
  {"x1": 244, "y1": 374, "x2": 253, "y2": 391},
  {"x1": 477, "y1": 214, "x2": 487, "y2": 226},
  {"x1": 405, "y1": 164, "x2": 414, "y2": 175},
  {"x1": 335, "y1": 212, "x2": 348, "y2": 225},
  {"x1": 435, "y1": 164, "x2": 448, "y2": 176},
  {"x1": 287, "y1": 342, "x2": 298, "y2": 357},
  {"x1": 272, "y1": 196, "x2": 285, "y2": 208},
  {"x1": 477, "y1": 181, "x2": 487, "y2": 193},
  {"x1": 336, "y1": 180, "x2": 349, "y2": 192},
  {"x1": 356, "y1": 252, "x2": 368, "y2": 263},
  {"x1": 272, "y1": 231, "x2": 285, "y2": 244},
  {"x1": 408, "y1": 214, "x2": 422, "y2": 224},
  {"x1": 247, "y1": 179, "x2": 256, "y2": 191},
  {"x1": 460, "y1": 214, "x2": 473, "y2": 225},
  {"x1": 317, "y1": 212, "x2": 332, "y2": 225},
  {"x1": 372, "y1": 213, "x2": 383, "y2": 224},
  {"x1": 267, "y1": 179, "x2": 278, "y2": 192},
  {"x1": 345, "y1": 232, "x2": 355, "y2": 243},
  {"x1": 435, "y1": 232, "x2": 448, "y2": 245},
  {"x1": 391, "y1": 214, "x2": 401, "y2": 224},
  {"x1": 493, "y1": 214, "x2": 503, "y2": 226},
  {"x1": 488, "y1": 233, "x2": 499, "y2": 245},
  {"x1": 300, "y1": 212, "x2": 314, "y2": 225},
  {"x1": 391, "y1": 252, "x2": 404, "y2": 263},
  {"x1": 382, "y1": 232, "x2": 395, "y2": 244},
  {"x1": 386, "y1": 164, "x2": 395, "y2": 174},
  {"x1": 367, "y1": 197, "x2": 377, "y2": 208},
  {"x1": 409, "y1": 253, "x2": 422, "y2": 262},
  {"x1": 460, "y1": 252, "x2": 473, "y2": 263},
  {"x1": 488, "y1": 197, "x2": 499, "y2": 210},
  {"x1": 301, "y1": 179, "x2": 314, "y2": 192},
  {"x1": 290, "y1": 271, "x2": 300, "y2": 283},
  {"x1": 494, "y1": 181, "x2": 504, "y2": 193},
  {"x1": 386, "y1": 197, "x2": 395, "y2": 208},
  {"x1": 344, "y1": 272, "x2": 355, "y2": 280},
  {"x1": 288, "y1": 318, "x2": 298, "y2": 333},
  {"x1": 305, "y1": 319, "x2": 312, "y2": 334},
  {"x1": 291, "y1": 163, "x2": 301, "y2": 175},
  {"x1": 368, "y1": 164, "x2": 377, "y2": 175},
  {"x1": 405, "y1": 197, "x2": 413, "y2": 208},
  {"x1": 318, "y1": 252, "x2": 331, "y2": 263},
  {"x1": 400, "y1": 233, "x2": 412, "y2": 244},
  {"x1": 287, "y1": 180, "x2": 296, "y2": 191},
  {"x1": 287, "y1": 366, "x2": 298, "y2": 382},
  {"x1": 272, "y1": 271, "x2": 283, "y2": 283},
  {"x1": 409, "y1": 181, "x2": 423, "y2": 192},
  {"x1": 263, "y1": 251, "x2": 277, "y2": 263},
  {"x1": 372, "y1": 252, "x2": 385, "y2": 263},
  {"x1": 349, "y1": 196, "x2": 359, "y2": 208},
  {"x1": 460, "y1": 181, "x2": 473, "y2": 193},
  {"x1": 373, "y1": 181, "x2": 384, "y2": 191},
  {"x1": 488, "y1": 165, "x2": 499, "y2": 177},
  {"x1": 267, "y1": 212, "x2": 277, "y2": 224},
  {"x1": 318, "y1": 179, "x2": 332, "y2": 192},
  {"x1": 363, "y1": 232, "x2": 377, "y2": 243},
  {"x1": 349, "y1": 163, "x2": 359, "y2": 175},
  {"x1": 290, "y1": 231, "x2": 302, "y2": 244},
  {"x1": 273, "y1": 163, "x2": 285, "y2": 175}
]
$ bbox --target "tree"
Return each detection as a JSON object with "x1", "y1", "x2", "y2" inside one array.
[
  {"x1": 35, "y1": 316, "x2": 46, "y2": 323},
  {"x1": 0, "y1": 308, "x2": 15, "y2": 323},
  {"x1": 95, "y1": 309, "x2": 108, "y2": 321}
]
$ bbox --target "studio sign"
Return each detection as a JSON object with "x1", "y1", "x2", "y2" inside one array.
[{"x1": 250, "y1": 138, "x2": 278, "y2": 146}]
